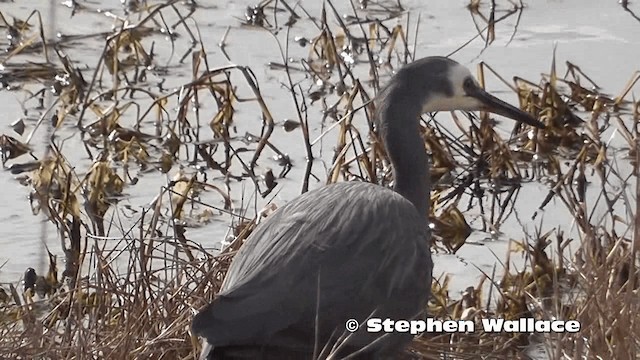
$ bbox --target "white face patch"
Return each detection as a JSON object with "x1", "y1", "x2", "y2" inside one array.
[{"x1": 421, "y1": 63, "x2": 484, "y2": 113}]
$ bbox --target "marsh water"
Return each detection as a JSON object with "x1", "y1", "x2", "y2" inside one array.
[{"x1": 1, "y1": 0, "x2": 639, "y2": 303}]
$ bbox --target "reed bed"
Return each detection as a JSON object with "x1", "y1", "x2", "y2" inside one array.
[{"x1": 0, "y1": 0, "x2": 639, "y2": 359}]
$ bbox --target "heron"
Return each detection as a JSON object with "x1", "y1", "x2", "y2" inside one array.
[{"x1": 192, "y1": 56, "x2": 544, "y2": 360}]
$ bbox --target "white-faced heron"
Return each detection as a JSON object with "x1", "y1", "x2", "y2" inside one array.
[{"x1": 192, "y1": 56, "x2": 544, "y2": 359}]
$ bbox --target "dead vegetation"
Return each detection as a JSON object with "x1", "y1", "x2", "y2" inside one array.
[{"x1": 0, "y1": 0, "x2": 639, "y2": 359}]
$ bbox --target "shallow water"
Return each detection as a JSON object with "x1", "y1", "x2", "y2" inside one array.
[{"x1": 1, "y1": 0, "x2": 639, "y2": 307}]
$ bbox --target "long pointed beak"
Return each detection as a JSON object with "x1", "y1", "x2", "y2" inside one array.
[{"x1": 467, "y1": 84, "x2": 545, "y2": 129}]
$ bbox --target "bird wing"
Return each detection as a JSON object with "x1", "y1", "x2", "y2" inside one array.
[{"x1": 192, "y1": 182, "x2": 431, "y2": 348}]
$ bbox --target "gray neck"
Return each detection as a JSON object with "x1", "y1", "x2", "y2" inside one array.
[{"x1": 377, "y1": 100, "x2": 430, "y2": 218}]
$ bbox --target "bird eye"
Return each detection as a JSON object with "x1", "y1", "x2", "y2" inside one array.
[{"x1": 463, "y1": 78, "x2": 474, "y2": 90}]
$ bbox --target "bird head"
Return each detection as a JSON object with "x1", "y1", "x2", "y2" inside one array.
[{"x1": 414, "y1": 57, "x2": 545, "y2": 128}]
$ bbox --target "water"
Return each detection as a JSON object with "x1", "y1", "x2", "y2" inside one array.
[{"x1": 1, "y1": 0, "x2": 639, "y2": 303}]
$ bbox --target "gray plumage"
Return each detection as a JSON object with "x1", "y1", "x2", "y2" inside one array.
[
  {"x1": 194, "y1": 182, "x2": 431, "y2": 359},
  {"x1": 192, "y1": 56, "x2": 544, "y2": 360}
]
